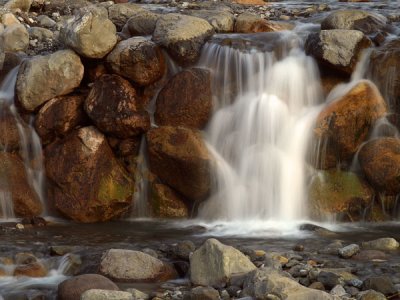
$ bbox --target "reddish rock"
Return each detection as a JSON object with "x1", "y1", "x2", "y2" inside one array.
[
  {"x1": 0, "y1": 103, "x2": 22, "y2": 151},
  {"x1": 45, "y1": 126, "x2": 134, "y2": 223},
  {"x1": 35, "y1": 94, "x2": 88, "y2": 144},
  {"x1": 84, "y1": 74, "x2": 150, "y2": 139},
  {"x1": 146, "y1": 126, "x2": 212, "y2": 202},
  {"x1": 155, "y1": 68, "x2": 212, "y2": 129}
]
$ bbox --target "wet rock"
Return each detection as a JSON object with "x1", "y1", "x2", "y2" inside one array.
[
  {"x1": 49, "y1": 246, "x2": 76, "y2": 256},
  {"x1": 16, "y1": 49, "x2": 84, "y2": 112},
  {"x1": 15, "y1": 252, "x2": 37, "y2": 265},
  {"x1": 361, "y1": 238, "x2": 399, "y2": 251},
  {"x1": 362, "y1": 276, "x2": 396, "y2": 296},
  {"x1": 121, "y1": 10, "x2": 159, "y2": 36},
  {"x1": 4, "y1": 0, "x2": 32, "y2": 12},
  {"x1": 13, "y1": 262, "x2": 47, "y2": 277},
  {"x1": 185, "y1": 10, "x2": 234, "y2": 33},
  {"x1": 353, "y1": 250, "x2": 387, "y2": 261},
  {"x1": 359, "y1": 138, "x2": 400, "y2": 195},
  {"x1": 152, "y1": 13, "x2": 214, "y2": 65},
  {"x1": 1, "y1": 24, "x2": 29, "y2": 53},
  {"x1": 149, "y1": 182, "x2": 189, "y2": 218},
  {"x1": 35, "y1": 94, "x2": 87, "y2": 144},
  {"x1": 108, "y1": 2, "x2": 144, "y2": 30},
  {"x1": 171, "y1": 240, "x2": 196, "y2": 260},
  {"x1": 321, "y1": 10, "x2": 387, "y2": 35},
  {"x1": 146, "y1": 126, "x2": 212, "y2": 203},
  {"x1": 339, "y1": 244, "x2": 360, "y2": 258},
  {"x1": 0, "y1": 153, "x2": 42, "y2": 217},
  {"x1": 190, "y1": 238, "x2": 256, "y2": 287},
  {"x1": 357, "y1": 290, "x2": 386, "y2": 300},
  {"x1": 0, "y1": 103, "x2": 22, "y2": 151},
  {"x1": 45, "y1": 126, "x2": 134, "y2": 223},
  {"x1": 60, "y1": 10, "x2": 117, "y2": 59},
  {"x1": 99, "y1": 249, "x2": 177, "y2": 282},
  {"x1": 58, "y1": 274, "x2": 119, "y2": 300},
  {"x1": 0, "y1": 51, "x2": 21, "y2": 83},
  {"x1": 190, "y1": 286, "x2": 220, "y2": 300},
  {"x1": 317, "y1": 271, "x2": 345, "y2": 289},
  {"x1": 84, "y1": 74, "x2": 150, "y2": 139},
  {"x1": 314, "y1": 80, "x2": 387, "y2": 168},
  {"x1": 155, "y1": 68, "x2": 212, "y2": 129},
  {"x1": 235, "y1": 13, "x2": 294, "y2": 33},
  {"x1": 106, "y1": 37, "x2": 165, "y2": 86},
  {"x1": 305, "y1": 29, "x2": 372, "y2": 75},
  {"x1": 309, "y1": 170, "x2": 373, "y2": 220},
  {"x1": 81, "y1": 289, "x2": 133, "y2": 300}
]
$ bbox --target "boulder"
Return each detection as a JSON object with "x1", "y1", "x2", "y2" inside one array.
[
  {"x1": 361, "y1": 238, "x2": 399, "y2": 251},
  {"x1": 108, "y1": 2, "x2": 144, "y2": 30},
  {"x1": 321, "y1": 10, "x2": 387, "y2": 34},
  {"x1": 106, "y1": 37, "x2": 165, "y2": 86},
  {"x1": 16, "y1": 50, "x2": 84, "y2": 112},
  {"x1": 152, "y1": 13, "x2": 214, "y2": 65},
  {"x1": 1, "y1": 24, "x2": 29, "y2": 53},
  {"x1": 99, "y1": 249, "x2": 177, "y2": 282},
  {"x1": 13, "y1": 262, "x2": 47, "y2": 277},
  {"x1": 0, "y1": 51, "x2": 21, "y2": 83},
  {"x1": 190, "y1": 238, "x2": 256, "y2": 287},
  {"x1": 35, "y1": 94, "x2": 88, "y2": 144},
  {"x1": 0, "y1": 153, "x2": 42, "y2": 217},
  {"x1": 146, "y1": 126, "x2": 212, "y2": 202},
  {"x1": 60, "y1": 10, "x2": 117, "y2": 59},
  {"x1": 121, "y1": 10, "x2": 159, "y2": 36},
  {"x1": 81, "y1": 289, "x2": 133, "y2": 300},
  {"x1": 234, "y1": 13, "x2": 294, "y2": 33},
  {"x1": 84, "y1": 74, "x2": 150, "y2": 139},
  {"x1": 308, "y1": 170, "x2": 373, "y2": 220},
  {"x1": 149, "y1": 182, "x2": 189, "y2": 218},
  {"x1": 44, "y1": 126, "x2": 134, "y2": 222},
  {"x1": 58, "y1": 274, "x2": 119, "y2": 300},
  {"x1": 4, "y1": 0, "x2": 32, "y2": 12},
  {"x1": 155, "y1": 68, "x2": 212, "y2": 129},
  {"x1": 305, "y1": 29, "x2": 372, "y2": 74},
  {"x1": 359, "y1": 138, "x2": 400, "y2": 195},
  {"x1": 185, "y1": 10, "x2": 234, "y2": 33},
  {"x1": 0, "y1": 103, "x2": 22, "y2": 151},
  {"x1": 368, "y1": 39, "x2": 400, "y2": 112},
  {"x1": 313, "y1": 80, "x2": 387, "y2": 168}
]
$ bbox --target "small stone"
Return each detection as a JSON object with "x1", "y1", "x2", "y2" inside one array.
[
  {"x1": 309, "y1": 281, "x2": 325, "y2": 291},
  {"x1": 125, "y1": 288, "x2": 149, "y2": 300},
  {"x1": 330, "y1": 285, "x2": 347, "y2": 297},
  {"x1": 293, "y1": 244, "x2": 304, "y2": 252},
  {"x1": 339, "y1": 244, "x2": 360, "y2": 258},
  {"x1": 191, "y1": 286, "x2": 219, "y2": 300},
  {"x1": 317, "y1": 271, "x2": 344, "y2": 289},
  {"x1": 16, "y1": 223, "x2": 24, "y2": 230}
]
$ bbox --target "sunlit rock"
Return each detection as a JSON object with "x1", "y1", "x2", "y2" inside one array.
[{"x1": 235, "y1": 13, "x2": 294, "y2": 33}]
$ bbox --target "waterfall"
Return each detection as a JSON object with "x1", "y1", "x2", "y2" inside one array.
[{"x1": 197, "y1": 34, "x2": 323, "y2": 222}]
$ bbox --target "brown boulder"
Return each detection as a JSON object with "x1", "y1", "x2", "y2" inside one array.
[
  {"x1": 35, "y1": 94, "x2": 88, "y2": 145},
  {"x1": 106, "y1": 37, "x2": 165, "y2": 86},
  {"x1": 146, "y1": 126, "x2": 212, "y2": 203},
  {"x1": 44, "y1": 126, "x2": 134, "y2": 223},
  {"x1": 0, "y1": 103, "x2": 22, "y2": 151},
  {"x1": 359, "y1": 137, "x2": 400, "y2": 195},
  {"x1": 13, "y1": 262, "x2": 47, "y2": 277},
  {"x1": 314, "y1": 80, "x2": 387, "y2": 169},
  {"x1": 155, "y1": 68, "x2": 212, "y2": 129},
  {"x1": 234, "y1": 13, "x2": 294, "y2": 33},
  {"x1": 0, "y1": 153, "x2": 42, "y2": 217},
  {"x1": 84, "y1": 74, "x2": 150, "y2": 139},
  {"x1": 58, "y1": 274, "x2": 119, "y2": 300}
]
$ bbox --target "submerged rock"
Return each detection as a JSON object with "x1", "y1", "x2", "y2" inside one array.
[
  {"x1": 190, "y1": 238, "x2": 256, "y2": 287},
  {"x1": 13, "y1": 262, "x2": 47, "y2": 277},
  {"x1": 45, "y1": 126, "x2": 134, "y2": 222}
]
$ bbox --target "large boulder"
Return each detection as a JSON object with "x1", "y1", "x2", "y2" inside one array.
[
  {"x1": 0, "y1": 153, "x2": 42, "y2": 217},
  {"x1": 108, "y1": 2, "x2": 144, "y2": 30},
  {"x1": 308, "y1": 170, "x2": 373, "y2": 220},
  {"x1": 359, "y1": 137, "x2": 400, "y2": 195},
  {"x1": 185, "y1": 10, "x2": 234, "y2": 33},
  {"x1": 16, "y1": 50, "x2": 84, "y2": 112},
  {"x1": 44, "y1": 126, "x2": 134, "y2": 222},
  {"x1": 155, "y1": 68, "x2": 212, "y2": 129},
  {"x1": 84, "y1": 74, "x2": 150, "y2": 139},
  {"x1": 313, "y1": 80, "x2": 387, "y2": 168},
  {"x1": 121, "y1": 10, "x2": 159, "y2": 36},
  {"x1": 99, "y1": 249, "x2": 177, "y2": 282},
  {"x1": 190, "y1": 238, "x2": 256, "y2": 287},
  {"x1": 60, "y1": 10, "x2": 117, "y2": 59},
  {"x1": 146, "y1": 126, "x2": 212, "y2": 203},
  {"x1": 152, "y1": 13, "x2": 214, "y2": 65},
  {"x1": 1, "y1": 24, "x2": 29, "y2": 53},
  {"x1": 0, "y1": 103, "x2": 22, "y2": 151},
  {"x1": 234, "y1": 13, "x2": 294, "y2": 33},
  {"x1": 321, "y1": 10, "x2": 387, "y2": 34},
  {"x1": 58, "y1": 274, "x2": 119, "y2": 300},
  {"x1": 362, "y1": 238, "x2": 399, "y2": 251},
  {"x1": 35, "y1": 94, "x2": 88, "y2": 145},
  {"x1": 106, "y1": 37, "x2": 165, "y2": 86},
  {"x1": 368, "y1": 39, "x2": 400, "y2": 112},
  {"x1": 4, "y1": 0, "x2": 32, "y2": 12},
  {"x1": 305, "y1": 29, "x2": 372, "y2": 74}
]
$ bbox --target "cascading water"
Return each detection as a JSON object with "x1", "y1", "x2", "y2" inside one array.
[{"x1": 197, "y1": 33, "x2": 324, "y2": 223}]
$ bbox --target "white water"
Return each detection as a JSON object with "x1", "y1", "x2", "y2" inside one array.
[{"x1": 197, "y1": 36, "x2": 323, "y2": 222}]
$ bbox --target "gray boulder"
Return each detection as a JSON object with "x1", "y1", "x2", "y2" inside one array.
[
  {"x1": 108, "y1": 2, "x2": 144, "y2": 30},
  {"x1": 121, "y1": 10, "x2": 159, "y2": 36},
  {"x1": 190, "y1": 238, "x2": 256, "y2": 287},
  {"x1": 185, "y1": 10, "x2": 234, "y2": 33},
  {"x1": 16, "y1": 50, "x2": 84, "y2": 112},
  {"x1": 1, "y1": 24, "x2": 29, "y2": 52},
  {"x1": 152, "y1": 13, "x2": 214, "y2": 65}
]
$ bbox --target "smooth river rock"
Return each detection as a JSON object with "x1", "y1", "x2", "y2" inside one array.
[
  {"x1": 361, "y1": 238, "x2": 399, "y2": 251},
  {"x1": 0, "y1": 24, "x2": 29, "y2": 53},
  {"x1": 81, "y1": 289, "x2": 133, "y2": 300},
  {"x1": 121, "y1": 10, "x2": 159, "y2": 36},
  {"x1": 190, "y1": 238, "x2": 256, "y2": 287},
  {"x1": 108, "y1": 2, "x2": 144, "y2": 30}
]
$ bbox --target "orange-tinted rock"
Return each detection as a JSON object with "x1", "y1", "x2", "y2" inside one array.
[
  {"x1": 84, "y1": 74, "x2": 150, "y2": 139},
  {"x1": 359, "y1": 137, "x2": 400, "y2": 195},
  {"x1": 150, "y1": 181, "x2": 189, "y2": 218},
  {"x1": 155, "y1": 68, "x2": 212, "y2": 129},
  {"x1": 45, "y1": 126, "x2": 134, "y2": 222},
  {"x1": 314, "y1": 80, "x2": 387, "y2": 169},
  {"x1": 14, "y1": 262, "x2": 47, "y2": 277},
  {"x1": 146, "y1": 126, "x2": 212, "y2": 203},
  {"x1": 0, "y1": 103, "x2": 22, "y2": 151},
  {"x1": 234, "y1": 13, "x2": 294, "y2": 33}
]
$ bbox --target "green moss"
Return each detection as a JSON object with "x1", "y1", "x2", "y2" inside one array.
[{"x1": 98, "y1": 170, "x2": 134, "y2": 203}]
